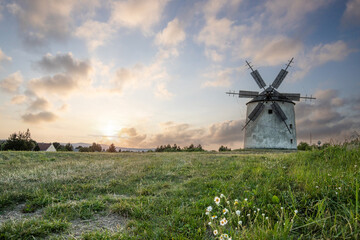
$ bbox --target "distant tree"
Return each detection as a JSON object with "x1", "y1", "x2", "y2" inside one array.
[
  {"x1": 297, "y1": 142, "x2": 311, "y2": 151},
  {"x1": 90, "y1": 142, "x2": 102, "y2": 152},
  {"x1": 219, "y1": 145, "x2": 231, "y2": 152},
  {"x1": 3, "y1": 129, "x2": 37, "y2": 151},
  {"x1": 53, "y1": 142, "x2": 61, "y2": 150},
  {"x1": 118, "y1": 148, "x2": 122, "y2": 152},
  {"x1": 65, "y1": 143, "x2": 73, "y2": 151},
  {"x1": 107, "y1": 143, "x2": 116, "y2": 152},
  {"x1": 79, "y1": 147, "x2": 91, "y2": 152}
]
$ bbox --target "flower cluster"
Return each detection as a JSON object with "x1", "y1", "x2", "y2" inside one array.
[{"x1": 205, "y1": 194, "x2": 299, "y2": 239}]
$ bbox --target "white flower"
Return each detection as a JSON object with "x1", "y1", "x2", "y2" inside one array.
[
  {"x1": 205, "y1": 211, "x2": 210, "y2": 215},
  {"x1": 266, "y1": 217, "x2": 269, "y2": 220},
  {"x1": 207, "y1": 206, "x2": 212, "y2": 212},
  {"x1": 213, "y1": 230, "x2": 218, "y2": 235},
  {"x1": 257, "y1": 208, "x2": 260, "y2": 212},
  {"x1": 295, "y1": 210, "x2": 298, "y2": 214},
  {"x1": 211, "y1": 215, "x2": 217, "y2": 219},
  {"x1": 214, "y1": 197, "x2": 220, "y2": 205},
  {"x1": 280, "y1": 207, "x2": 283, "y2": 210},
  {"x1": 220, "y1": 218, "x2": 228, "y2": 226},
  {"x1": 220, "y1": 194, "x2": 225, "y2": 198},
  {"x1": 229, "y1": 238, "x2": 232, "y2": 240},
  {"x1": 222, "y1": 208, "x2": 229, "y2": 215},
  {"x1": 238, "y1": 220, "x2": 242, "y2": 225},
  {"x1": 227, "y1": 201, "x2": 230, "y2": 204},
  {"x1": 247, "y1": 213, "x2": 250, "y2": 217},
  {"x1": 244, "y1": 198, "x2": 248, "y2": 201},
  {"x1": 236, "y1": 210, "x2": 241, "y2": 216},
  {"x1": 262, "y1": 213, "x2": 265, "y2": 217},
  {"x1": 208, "y1": 222, "x2": 211, "y2": 225},
  {"x1": 336, "y1": 192, "x2": 338, "y2": 195}
]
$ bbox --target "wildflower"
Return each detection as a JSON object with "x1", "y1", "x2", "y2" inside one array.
[
  {"x1": 211, "y1": 215, "x2": 217, "y2": 219},
  {"x1": 238, "y1": 220, "x2": 242, "y2": 225},
  {"x1": 257, "y1": 208, "x2": 260, "y2": 212},
  {"x1": 222, "y1": 208, "x2": 229, "y2": 215},
  {"x1": 262, "y1": 213, "x2": 265, "y2": 217},
  {"x1": 244, "y1": 198, "x2": 248, "y2": 201},
  {"x1": 221, "y1": 233, "x2": 229, "y2": 238},
  {"x1": 247, "y1": 213, "x2": 250, "y2": 217},
  {"x1": 294, "y1": 210, "x2": 298, "y2": 214},
  {"x1": 336, "y1": 192, "x2": 338, "y2": 195},
  {"x1": 280, "y1": 207, "x2": 283, "y2": 210},
  {"x1": 213, "y1": 230, "x2": 218, "y2": 236},
  {"x1": 316, "y1": 186, "x2": 319, "y2": 188},
  {"x1": 266, "y1": 217, "x2": 269, "y2": 220},
  {"x1": 207, "y1": 206, "x2": 213, "y2": 212},
  {"x1": 214, "y1": 196, "x2": 221, "y2": 205},
  {"x1": 254, "y1": 210, "x2": 256, "y2": 213},
  {"x1": 236, "y1": 210, "x2": 241, "y2": 216},
  {"x1": 205, "y1": 211, "x2": 210, "y2": 215},
  {"x1": 208, "y1": 222, "x2": 211, "y2": 225},
  {"x1": 220, "y1": 194, "x2": 225, "y2": 198},
  {"x1": 234, "y1": 199, "x2": 239, "y2": 205},
  {"x1": 220, "y1": 218, "x2": 228, "y2": 226},
  {"x1": 227, "y1": 201, "x2": 230, "y2": 204}
]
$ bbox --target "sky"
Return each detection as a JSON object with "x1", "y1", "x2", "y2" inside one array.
[{"x1": 0, "y1": 0, "x2": 359, "y2": 150}]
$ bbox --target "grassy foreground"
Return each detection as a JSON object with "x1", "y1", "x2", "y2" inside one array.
[{"x1": 0, "y1": 146, "x2": 359, "y2": 239}]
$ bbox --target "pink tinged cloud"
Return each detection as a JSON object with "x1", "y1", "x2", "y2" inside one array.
[
  {"x1": 22, "y1": 111, "x2": 57, "y2": 123},
  {"x1": 155, "y1": 18, "x2": 186, "y2": 47},
  {"x1": 0, "y1": 72, "x2": 23, "y2": 93}
]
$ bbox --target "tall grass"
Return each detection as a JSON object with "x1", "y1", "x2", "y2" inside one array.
[{"x1": 0, "y1": 144, "x2": 359, "y2": 239}]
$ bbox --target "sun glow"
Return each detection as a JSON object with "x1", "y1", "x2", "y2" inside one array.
[{"x1": 100, "y1": 122, "x2": 120, "y2": 140}]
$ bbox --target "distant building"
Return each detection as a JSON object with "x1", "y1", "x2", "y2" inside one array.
[{"x1": 37, "y1": 143, "x2": 57, "y2": 152}]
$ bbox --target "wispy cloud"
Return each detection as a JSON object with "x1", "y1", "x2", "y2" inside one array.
[
  {"x1": 342, "y1": 0, "x2": 360, "y2": 26},
  {"x1": 0, "y1": 72, "x2": 23, "y2": 93}
]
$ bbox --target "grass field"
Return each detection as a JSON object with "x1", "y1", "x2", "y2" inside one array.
[{"x1": 0, "y1": 145, "x2": 359, "y2": 239}]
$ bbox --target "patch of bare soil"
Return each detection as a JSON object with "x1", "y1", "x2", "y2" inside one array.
[
  {"x1": 66, "y1": 214, "x2": 126, "y2": 238},
  {"x1": 0, "y1": 203, "x2": 42, "y2": 225}
]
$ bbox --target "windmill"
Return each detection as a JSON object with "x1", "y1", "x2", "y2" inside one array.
[{"x1": 227, "y1": 58, "x2": 315, "y2": 149}]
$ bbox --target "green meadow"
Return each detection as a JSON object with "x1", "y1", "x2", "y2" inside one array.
[{"x1": 0, "y1": 145, "x2": 359, "y2": 239}]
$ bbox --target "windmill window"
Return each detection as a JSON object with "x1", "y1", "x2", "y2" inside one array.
[
  {"x1": 290, "y1": 139, "x2": 293, "y2": 144},
  {"x1": 268, "y1": 109, "x2": 273, "y2": 114},
  {"x1": 290, "y1": 124, "x2": 293, "y2": 129}
]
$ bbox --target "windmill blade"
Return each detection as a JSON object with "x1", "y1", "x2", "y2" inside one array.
[
  {"x1": 271, "y1": 102, "x2": 291, "y2": 133},
  {"x1": 238, "y1": 90, "x2": 260, "y2": 98},
  {"x1": 271, "y1": 102, "x2": 287, "y2": 121},
  {"x1": 242, "y1": 102, "x2": 265, "y2": 130},
  {"x1": 272, "y1": 69, "x2": 288, "y2": 89},
  {"x1": 250, "y1": 70, "x2": 267, "y2": 89},
  {"x1": 280, "y1": 93, "x2": 300, "y2": 101}
]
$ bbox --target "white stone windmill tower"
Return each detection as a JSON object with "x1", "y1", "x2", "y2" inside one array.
[{"x1": 227, "y1": 58, "x2": 315, "y2": 149}]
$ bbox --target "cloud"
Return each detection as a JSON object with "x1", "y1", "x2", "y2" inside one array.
[
  {"x1": 0, "y1": 48, "x2": 12, "y2": 64},
  {"x1": 342, "y1": 0, "x2": 360, "y2": 26},
  {"x1": 75, "y1": 20, "x2": 115, "y2": 50},
  {"x1": 36, "y1": 52, "x2": 91, "y2": 76},
  {"x1": 111, "y1": 50, "x2": 174, "y2": 98},
  {"x1": 0, "y1": 72, "x2": 23, "y2": 93},
  {"x1": 110, "y1": 0, "x2": 169, "y2": 34},
  {"x1": 7, "y1": 0, "x2": 99, "y2": 47},
  {"x1": 196, "y1": 17, "x2": 235, "y2": 51},
  {"x1": 205, "y1": 49, "x2": 224, "y2": 62},
  {"x1": 295, "y1": 89, "x2": 360, "y2": 142},
  {"x1": 264, "y1": 0, "x2": 329, "y2": 30},
  {"x1": 22, "y1": 111, "x2": 57, "y2": 123},
  {"x1": 293, "y1": 40, "x2": 355, "y2": 80},
  {"x1": 202, "y1": 67, "x2": 241, "y2": 87},
  {"x1": 11, "y1": 95, "x2": 27, "y2": 104},
  {"x1": 28, "y1": 97, "x2": 50, "y2": 111},
  {"x1": 155, "y1": 18, "x2": 186, "y2": 47},
  {"x1": 118, "y1": 127, "x2": 146, "y2": 147},
  {"x1": 29, "y1": 53, "x2": 92, "y2": 95},
  {"x1": 144, "y1": 120, "x2": 244, "y2": 148}
]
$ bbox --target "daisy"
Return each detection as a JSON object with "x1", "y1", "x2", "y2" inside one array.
[
  {"x1": 222, "y1": 208, "x2": 229, "y2": 215},
  {"x1": 206, "y1": 206, "x2": 212, "y2": 212},
  {"x1": 220, "y1": 194, "x2": 225, "y2": 198},
  {"x1": 236, "y1": 210, "x2": 241, "y2": 216},
  {"x1": 213, "y1": 230, "x2": 218, "y2": 236},
  {"x1": 238, "y1": 220, "x2": 242, "y2": 225},
  {"x1": 214, "y1": 196, "x2": 221, "y2": 205},
  {"x1": 220, "y1": 218, "x2": 228, "y2": 226}
]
